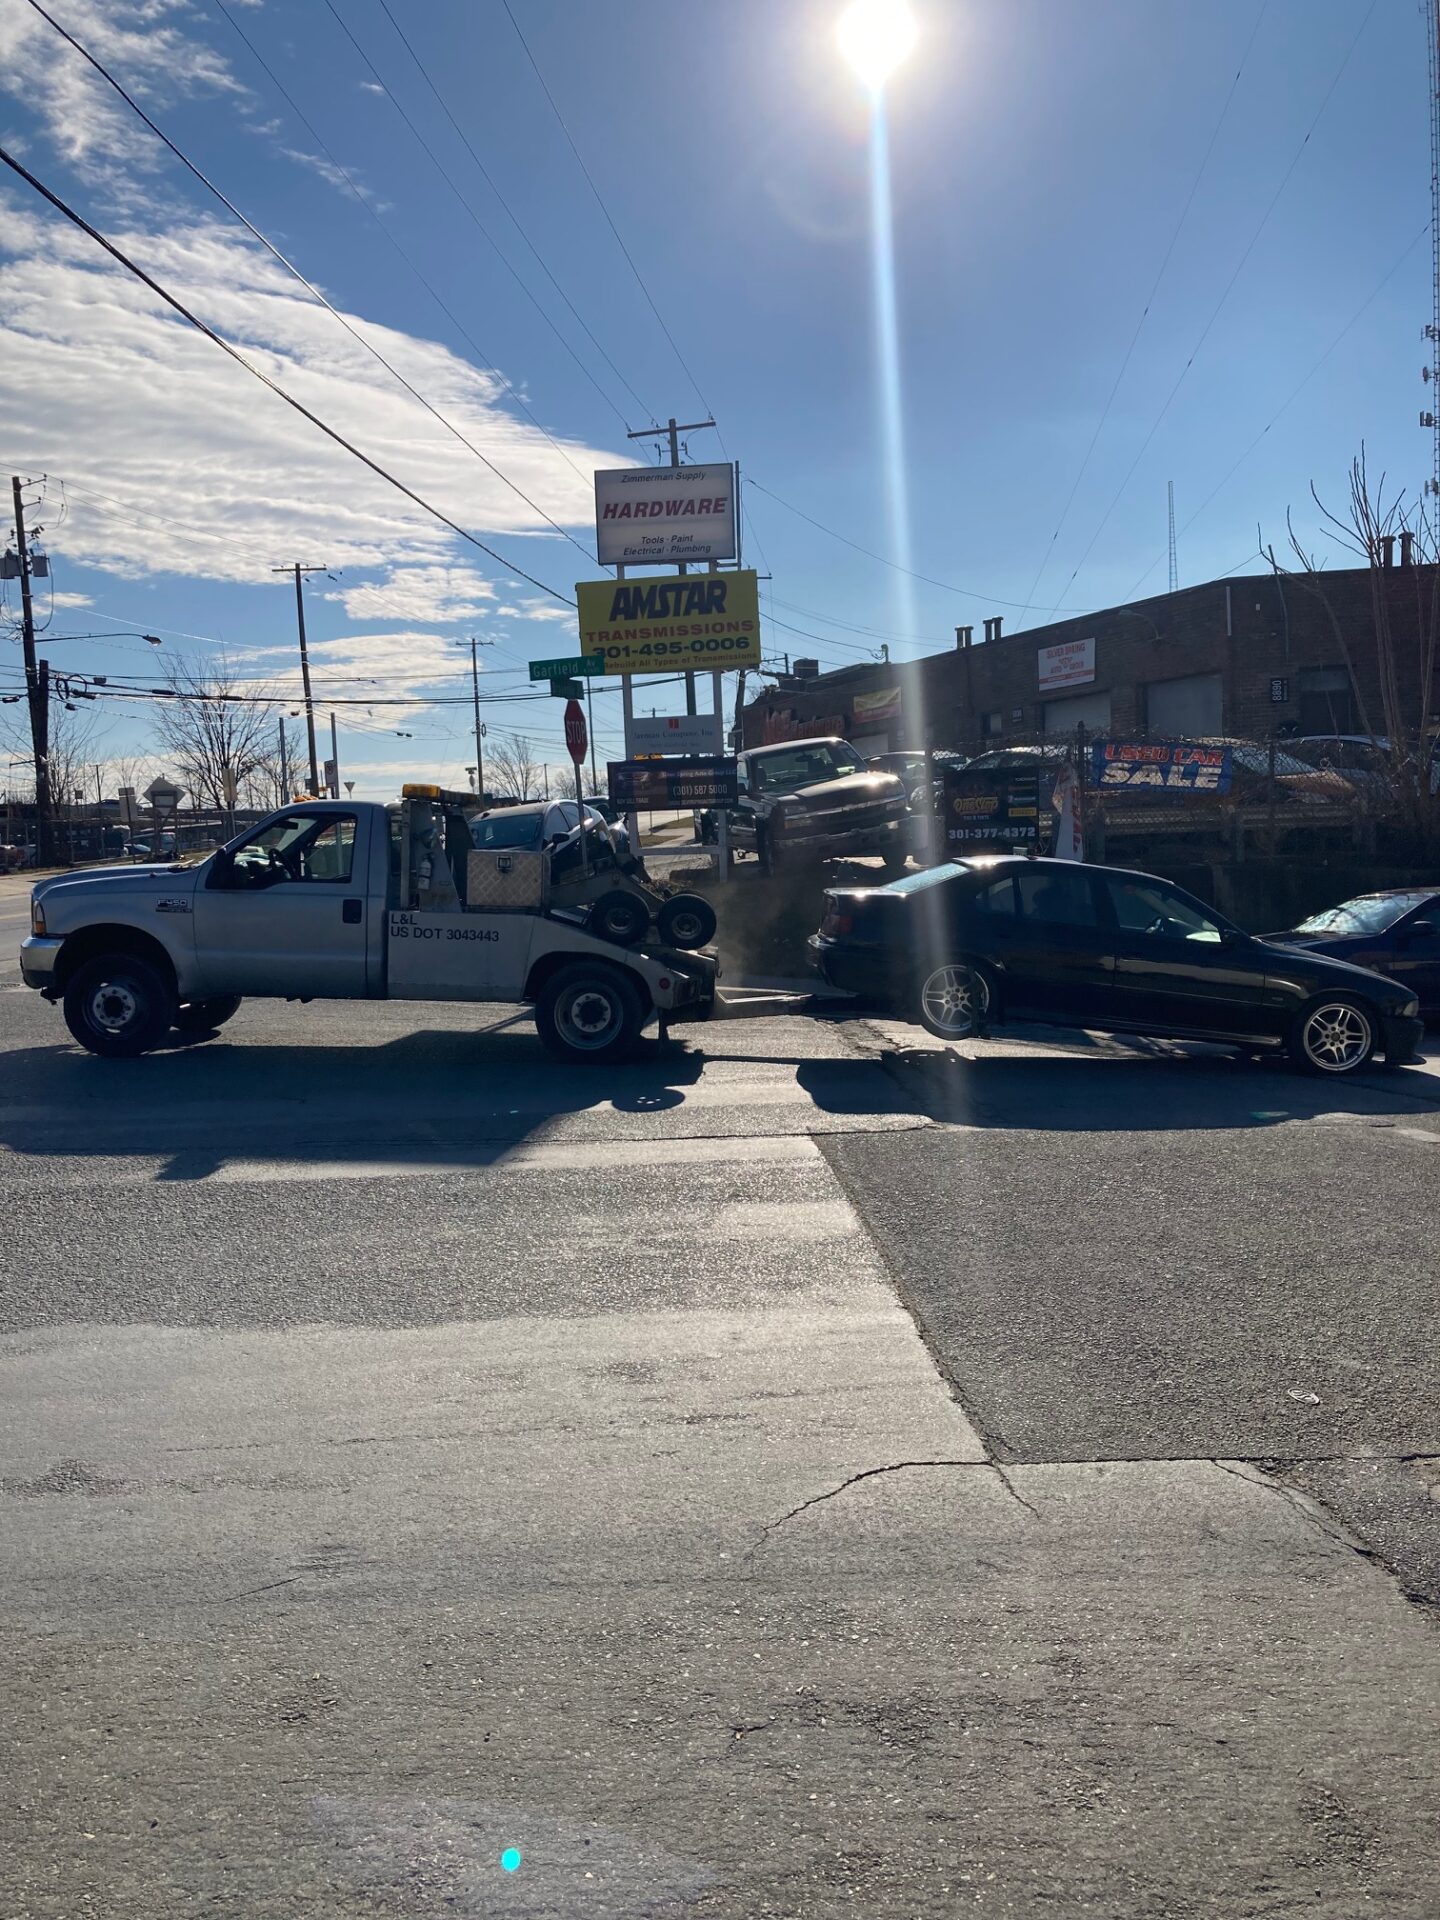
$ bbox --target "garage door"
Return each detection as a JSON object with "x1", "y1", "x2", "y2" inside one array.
[
  {"x1": 1042, "y1": 690, "x2": 1112, "y2": 734},
  {"x1": 1144, "y1": 672, "x2": 1222, "y2": 736}
]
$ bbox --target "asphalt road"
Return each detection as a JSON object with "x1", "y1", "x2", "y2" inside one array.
[{"x1": 2, "y1": 940, "x2": 1439, "y2": 1918}]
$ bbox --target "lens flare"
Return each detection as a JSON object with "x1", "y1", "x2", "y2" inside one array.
[
  {"x1": 837, "y1": 0, "x2": 919, "y2": 93},
  {"x1": 866, "y1": 97, "x2": 919, "y2": 647}
]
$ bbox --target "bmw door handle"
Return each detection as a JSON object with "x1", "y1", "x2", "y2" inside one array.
[{"x1": 342, "y1": 898, "x2": 362, "y2": 925}]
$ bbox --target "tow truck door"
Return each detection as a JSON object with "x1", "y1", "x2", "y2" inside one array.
[{"x1": 192, "y1": 807, "x2": 371, "y2": 998}]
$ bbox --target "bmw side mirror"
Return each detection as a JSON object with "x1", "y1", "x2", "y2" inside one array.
[{"x1": 1404, "y1": 919, "x2": 1437, "y2": 941}]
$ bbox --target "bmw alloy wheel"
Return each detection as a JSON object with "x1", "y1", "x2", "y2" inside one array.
[
  {"x1": 1300, "y1": 1000, "x2": 1373, "y2": 1073},
  {"x1": 919, "y1": 963, "x2": 990, "y2": 1039}
]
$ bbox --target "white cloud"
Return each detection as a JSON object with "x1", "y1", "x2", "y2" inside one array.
[
  {"x1": 495, "y1": 599, "x2": 576, "y2": 623},
  {"x1": 0, "y1": 0, "x2": 246, "y2": 188},
  {"x1": 50, "y1": 589, "x2": 93, "y2": 608},
  {"x1": 0, "y1": 200, "x2": 621, "y2": 591},
  {"x1": 358, "y1": 81, "x2": 387, "y2": 97},
  {"x1": 324, "y1": 566, "x2": 497, "y2": 625}
]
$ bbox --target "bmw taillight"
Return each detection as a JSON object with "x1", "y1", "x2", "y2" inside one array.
[{"x1": 820, "y1": 901, "x2": 853, "y2": 938}]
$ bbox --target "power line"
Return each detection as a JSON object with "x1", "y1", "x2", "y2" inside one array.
[
  {"x1": 1121, "y1": 219, "x2": 1432, "y2": 600},
  {"x1": 0, "y1": 142, "x2": 576, "y2": 607},
  {"x1": 1052, "y1": 0, "x2": 1380, "y2": 610},
  {"x1": 370, "y1": 0, "x2": 654, "y2": 424},
  {"x1": 25, "y1": 0, "x2": 598, "y2": 569},
  {"x1": 499, "y1": 0, "x2": 722, "y2": 442},
  {"x1": 1021, "y1": 0, "x2": 1270, "y2": 617},
  {"x1": 746, "y1": 478, "x2": 1074, "y2": 613},
  {"x1": 317, "y1": 0, "x2": 639, "y2": 435},
  {"x1": 205, "y1": 0, "x2": 596, "y2": 490}
]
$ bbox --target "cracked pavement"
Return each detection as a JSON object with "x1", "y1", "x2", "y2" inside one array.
[{"x1": 2, "y1": 978, "x2": 1438, "y2": 1917}]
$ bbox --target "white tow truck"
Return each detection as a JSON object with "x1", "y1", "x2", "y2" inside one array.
[{"x1": 19, "y1": 786, "x2": 718, "y2": 1063}]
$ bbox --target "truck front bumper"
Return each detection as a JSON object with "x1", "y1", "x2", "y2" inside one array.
[
  {"x1": 778, "y1": 816, "x2": 905, "y2": 859},
  {"x1": 19, "y1": 935, "x2": 62, "y2": 990}
]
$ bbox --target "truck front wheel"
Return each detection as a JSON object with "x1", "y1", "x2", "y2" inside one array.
[
  {"x1": 535, "y1": 963, "x2": 645, "y2": 1064},
  {"x1": 63, "y1": 954, "x2": 176, "y2": 1058},
  {"x1": 174, "y1": 995, "x2": 242, "y2": 1037}
]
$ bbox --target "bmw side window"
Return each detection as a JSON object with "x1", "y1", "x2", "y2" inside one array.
[
  {"x1": 1015, "y1": 870, "x2": 1098, "y2": 927},
  {"x1": 1105, "y1": 877, "x2": 1222, "y2": 944},
  {"x1": 971, "y1": 877, "x2": 1017, "y2": 918}
]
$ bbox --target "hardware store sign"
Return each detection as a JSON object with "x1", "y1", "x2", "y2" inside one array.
[
  {"x1": 577, "y1": 570, "x2": 761, "y2": 675},
  {"x1": 594, "y1": 462, "x2": 736, "y2": 565}
]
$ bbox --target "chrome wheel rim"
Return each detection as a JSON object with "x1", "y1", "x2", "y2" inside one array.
[
  {"x1": 1302, "y1": 1001, "x2": 1372, "y2": 1072},
  {"x1": 89, "y1": 980, "x2": 138, "y2": 1034},
  {"x1": 557, "y1": 984, "x2": 621, "y2": 1050},
  {"x1": 920, "y1": 964, "x2": 988, "y2": 1038}
]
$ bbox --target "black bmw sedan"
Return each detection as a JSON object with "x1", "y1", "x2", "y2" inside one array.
[
  {"x1": 1265, "y1": 889, "x2": 1440, "y2": 1019},
  {"x1": 809, "y1": 856, "x2": 1424, "y2": 1075}
]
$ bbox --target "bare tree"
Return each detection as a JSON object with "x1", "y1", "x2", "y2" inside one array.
[
  {"x1": 151, "y1": 654, "x2": 277, "y2": 835},
  {"x1": 486, "y1": 731, "x2": 547, "y2": 801},
  {"x1": 1265, "y1": 449, "x2": 1440, "y2": 852},
  {"x1": 1, "y1": 696, "x2": 104, "y2": 855}
]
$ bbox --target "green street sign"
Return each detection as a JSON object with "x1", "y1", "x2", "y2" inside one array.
[
  {"x1": 529, "y1": 653, "x2": 604, "y2": 681},
  {"x1": 548, "y1": 677, "x2": 584, "y2": 698}
]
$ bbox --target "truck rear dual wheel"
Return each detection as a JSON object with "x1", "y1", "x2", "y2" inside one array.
[
  {"x1": 589, "y1": 891, "x2": 649, "y2": 947},
  {"x1": 63, "y1": 954, "x2": 176, "y2": 1058},
  {"x1": 535, "y1": 963, "x2": 646, "y2": 1064},
  {"x1": 657, "y1": 893, "x2": 717, "y2": 950}
]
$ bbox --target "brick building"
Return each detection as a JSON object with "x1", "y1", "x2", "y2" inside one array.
[{"x1": 746, "y1": 561, "x2": 1440, "y2": 755}]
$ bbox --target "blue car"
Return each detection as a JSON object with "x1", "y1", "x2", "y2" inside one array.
[{"x1": 1267, "y1": 889, "x2": 1440, "y2": 1020}]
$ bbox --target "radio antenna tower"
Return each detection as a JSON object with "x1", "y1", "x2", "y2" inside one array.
[
  {"x1": 1167, "y1": 479, "x2": 1178, "y2": 594},
  {"x1": 1425, "y1": 0, "x2": 1440, "y2": 501}
]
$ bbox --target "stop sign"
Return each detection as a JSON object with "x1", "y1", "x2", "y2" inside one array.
[{"x1": 564, "y1": 697, "x2": 587, "y2": 765}]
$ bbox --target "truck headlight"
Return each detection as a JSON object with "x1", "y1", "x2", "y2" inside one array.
[
  {"x1": 30, "y1": 900, "x2": 45, "y2": 936},
  {"x1": 1401, "y1": 996, "x2": 1420, "y2": 1017}
]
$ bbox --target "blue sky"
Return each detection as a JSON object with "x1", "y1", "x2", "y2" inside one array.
[{"x1": 0, "y1": 0, "x2": 1431, "y2": 796}]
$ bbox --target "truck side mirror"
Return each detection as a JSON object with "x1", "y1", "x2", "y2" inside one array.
[{"x1": 1403, "y1": 919, "x2": 1437, "y2": 942}]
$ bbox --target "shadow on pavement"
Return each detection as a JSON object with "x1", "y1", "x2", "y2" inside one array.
[
  {"x1": 878, "y1": 1043, "x2": 1440, "y2": 1132},
  {"x1": 0, "y1": 1020, "x2": 917, "y2": 1170}
]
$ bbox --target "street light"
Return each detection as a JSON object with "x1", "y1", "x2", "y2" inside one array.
[{"x1": 837, "y1": 0, "x2": 918, "y2": 91}]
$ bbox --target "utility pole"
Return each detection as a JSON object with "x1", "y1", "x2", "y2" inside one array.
[
  {"x1": 468, "y1": 635, "x2": 485, "y2": 800},
  {"x1": 11, "y1": 476, "x2": 51, "y2": 866},
  {"x1": 278, "y1": 716, "x2": 290, "y2": 803},
  {"x1": 329, "y1": 713, "x2": 340, "y2": 798},
  {"x1": 273, "y1": 563, "x2": 325, "y2": 794},
  {"x1": 626, "y1": 416, "x2": 715, "y2": 718}
]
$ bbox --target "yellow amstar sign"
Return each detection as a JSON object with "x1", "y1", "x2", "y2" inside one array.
[{"x1": 576, "y1": 569, "x2": 761, "y2": 675}]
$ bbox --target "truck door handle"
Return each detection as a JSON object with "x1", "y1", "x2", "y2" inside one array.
[{"x1": 342, "y1": 898, "x2": 362, "y2": 924}]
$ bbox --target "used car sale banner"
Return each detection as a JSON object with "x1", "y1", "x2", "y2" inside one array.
[
  {"x1": 1092, "y1": 740, "x2": 1233, "y2": 793},
  {"x1": 576, "y1": 570, "x2": 762, "y2": 675}
]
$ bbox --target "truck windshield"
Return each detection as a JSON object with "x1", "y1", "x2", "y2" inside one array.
[
  {"x1": 751, "y1": 742, "x2": 866, "y2": 792},
  {"x1": 472, "y1": 813, "x2": 543, "y2": 850}
]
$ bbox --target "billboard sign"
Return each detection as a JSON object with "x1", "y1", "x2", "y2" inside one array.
[
  {"x1": 1038, "y1": 636, "x2": 1095, "y2": 692},
  {"x1": 853, "y1": 685, "x2": 902, "y2": 724},
  {"x1": 577, "y1": 570, "x2": 761, "y2": 675},
  {"x1": 607, "y1": 756, "x2": 739, "y2": 810},
  {"x1": 594, "y1": 462, "x2": 736, "y2": 565},
  {"x1": 628, "y1": 712, "x2": 724, "y2": 756},
  {"x1": 942, "y1": 765, "x2": 1041, "y2": 852},
  {"x1": 1091, "y1": 739, "x2": 1232, "y2": 794}
]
